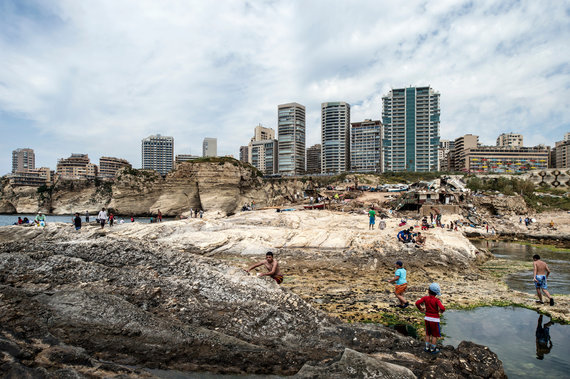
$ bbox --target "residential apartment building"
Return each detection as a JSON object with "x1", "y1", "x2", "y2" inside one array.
[
  {"x1": 252, "y1": 124, "x2": 275, "y2": 141},
  {"x1": 141, "y1": 134, "x2": 174, "y2": 175},
  {"x1": 250, "y1": 140, "x2": 278, "y2": 175},
  {"x1": 437, "y1": 139, "x2": 455, "y2": 171},
  {"x1": 12, "y1": 148, "x2": 35, "y2": 173},
  {"x1": 321, "y1": 102, "x2": 350, "y2": 174},
  {"x1": 9, "y1": 167, "x2": 52, "y2": 186},
  {"x1": 553, "y1": 133, "x2": 570, "y2": 168},
  {"x1": 350, "y1": 119, "x2": 381, "y2": 172},
  {"x1": 247, "y1": 125, "x2": 278, "y2": 175},
  {"x1": 278, "y1": 102, "x2": 305, "y2": 175},
  {"x1": 99, "y1": 157, "x2": 131, "y2": 178},
  {"x1": 57, "y1": 154, "x2": 98, "y2": 179},
  {"x1": 239, "y1": 146, "x2": 249, "y2": 163},
  {"x1": 463, "y1": 146, "x2": 549, "y2": 173},
  {"x1": 496, "y1": 133, "x2": 523, "y2": 147},
  {"x1": 202, "y1": 138, "x2": 217, "y2": 157},
  {"x1": 175, "y1": 154, "x2": 200, "y2": 169},
  {"x1": 453, "y1": 134, "x2": 479, "y2": 171},
  {"x1": 306, "y1": 144, "x2": 322, "y2": 174},
  {"x1": 382, "y1": 86, "x2": 440, "y2": 172}
]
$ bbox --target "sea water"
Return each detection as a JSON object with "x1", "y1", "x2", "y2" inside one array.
[{"x1": 443, "y1": 307, "x2": 570, "y2": 378}]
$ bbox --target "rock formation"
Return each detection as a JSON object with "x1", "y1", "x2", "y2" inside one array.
[
  {"x1": 0, "y1": 214, "x2": 507, "y2": 378},
  {"x1": 0, "y1": 159, "x2": 307, "y2": 217}
]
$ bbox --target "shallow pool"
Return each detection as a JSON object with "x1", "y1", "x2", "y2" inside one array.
[
  {"x1": 442, "y1": 307, "x2": 570, "y2": 378},
  {"x1": 472, "y1": 239, "x2": 570, "y2": 295}
]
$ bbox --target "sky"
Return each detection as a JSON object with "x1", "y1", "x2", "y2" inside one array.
[{"x1": 1, "y1": 0, "x2": 569, "y2": 175}]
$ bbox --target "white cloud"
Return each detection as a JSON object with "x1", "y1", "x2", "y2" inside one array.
[{"x1": 0, "y1": 0, "x2": 569, "y2": 174}]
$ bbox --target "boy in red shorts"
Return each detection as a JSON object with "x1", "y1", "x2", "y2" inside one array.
[{"x1": 415, "y1": 283, "x2": 445, "y2": 354}]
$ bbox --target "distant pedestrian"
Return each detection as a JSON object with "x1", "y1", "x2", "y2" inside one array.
[
  {"x1": 85, "y1": 211, "x2": 90, "y2": 223},
  {"x1": 109, "y1": 213, "x2": 114, "y2": 227},
  {"x1": 130, "y1": 216, "x2": 135, "y2": 222},
  {"x1": 533, "y1": 254, "x2": 554, "y2": 306},
  {"x1": 368, "y1": 207, "x2": 376, "y2": 230},
  {"x1": 430, "y1": 212, "x2": 434, "y2": 223},
  {"x1": 73, "y1": 212, "x2": 82, "y2": 230},
  {"x1": 415, "y1": 283, "x2": 445, "y2": 354},
  {"x1": 157, "y1": 209, "x2": 162, "y2": 222},
  {"x1": 199, "y1": 209, "x2": 203, "y2": 218},
  {"x1": 98, "y1": 208, "x2": 107, "y2": 229},
  {"x1": 387, "y1": 261, "x2": 409, "y2": 308}
]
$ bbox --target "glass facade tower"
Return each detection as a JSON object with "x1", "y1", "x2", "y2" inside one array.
[
  {"x1": 278, "y1": 102, "x2": 305, "y2": 175},
  {"x1": 321, "y1": 102, "x2": 350, "y2": 174},
  {"x1": 382, "y1": 86, "x2": 440, "y2": 172}
]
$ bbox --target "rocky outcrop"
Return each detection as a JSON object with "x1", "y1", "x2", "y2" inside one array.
[
  {"x1": 0, "y1": 159, "x2": 309, "y2": 217},
  {"x1": 470, "y1": 194, "x2": 529, "y2": 216},
  {"x1": 0, "y1": 220, "x2": 506, "y2": 378}
]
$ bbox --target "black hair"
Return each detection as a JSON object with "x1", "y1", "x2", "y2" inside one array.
[
  {"x1": 266, "y1": 251, "x2": 274, "y2": 256},
  {"x1": 533, "y1": 254, "x2": 540, "y2": 260},
  {"x1": 428, "y1": 289, "x2": 437, "y2": 296}
]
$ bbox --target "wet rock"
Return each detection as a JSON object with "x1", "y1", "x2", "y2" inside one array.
[{"x1": 295, "y1": 348, "x2": 416, "y2": 378}]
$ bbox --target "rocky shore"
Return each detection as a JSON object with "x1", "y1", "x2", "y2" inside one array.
[{"x1": 0, "y1": 210, "x2": 518, "y2": 378}]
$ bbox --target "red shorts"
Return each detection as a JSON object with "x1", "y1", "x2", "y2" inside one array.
[
  {"x1": 273, "y1": 275, "x2": 284, "y2": 284},
  {"x1": 425, "y1": 320, "x2": 441, "y2": 337}
]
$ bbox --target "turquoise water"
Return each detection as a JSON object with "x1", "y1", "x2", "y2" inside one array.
[{"x1": 443, "y1": 307, "x2": 570, "y2": 378}]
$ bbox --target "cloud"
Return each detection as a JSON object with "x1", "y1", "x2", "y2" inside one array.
[{"x1": 0, "y1": 0, "x2": 569, "y2": 174}]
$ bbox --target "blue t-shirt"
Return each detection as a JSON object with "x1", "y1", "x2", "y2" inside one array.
[{"x1": 395, "y1": 268, "x2": 407, "y2": 285}]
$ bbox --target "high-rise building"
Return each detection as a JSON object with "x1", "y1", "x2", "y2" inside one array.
[
  {"x1": 202, "y1": 137, "x2": 217, "y2": 157},
  {"x1": 382, "y1": 86, "x2": 440, "y2": 172},
  {"x1": 141, "y1": 134, "x2": 174, "y2": 175},
  {"x1": 57, "y1": 154, "x2": 98, "y2": 179},
  {"x1": 250, "y1": 140, "x2": 278, "y2": 175},
  {"x1": 239, "y1": 146, "x2": 249, "y2": 163},
  {"x1": 553, "y1": 135, "x2": 570, "y2": 168},
  {"x1": 12, "y1": 148, "x2": 35, "y2": 173},
  {"x1": 253, "y1": 124, "x2": 275, "y2": 141},
  {"x1": 321, "y1": 102, "x2": 350, "y2": 174},
  {"x1": 453, "y1": 134, "x2": 479, "y2": 171},
  {"x1": 278, "y1": 102, "x2": 306, "y2": 175},
  {"x1": 437, "y1": 139, "x2": 455, "y2": 171},
  {"x1": 496, "y1": 133, "x2": 523, "y2": 147},
  {"x1": 99, "y1": 157, "x2": 131, "y2": 178},
  {"x1": 350, "y1": 119, "x2": 381, "y2": 172},
  {"x1": 306, "y1": 144, "x2": 322, "y2": 174},
  {"x1": 247, "y1": 125, "x2": 278, "y2": 175}
]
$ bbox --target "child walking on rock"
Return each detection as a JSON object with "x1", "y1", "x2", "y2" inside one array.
[{"x1": 415, "y1": 283, "x2": 445, "y2": 354}]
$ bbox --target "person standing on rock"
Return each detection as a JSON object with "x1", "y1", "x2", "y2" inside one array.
[
  {"x1": 157, "y1": 209, "x2": 162, "y2": 222},
  {"x1": 387, "y1": 261, "x2": 409, "y2": 308},
  {"x1": 247, "y1": 251, "x2": 284, "y2": 284},
  {"x1": 533, "y1": 254, "x2": 554, "y2": 306},
  {"x1": 73, "y1": 213, "x2": 82, "y2": 230},
  {"x1": 368, "y1": 207, "x2": 376, "y2": 230},
  {"x1": 85, "y1": 211, "x2": 90, "y2": 223},
  {"x1": 98, "y1": 208, "x2": 108, "y2": 229},
  {"x1": 415, "y1": 283, "x2": 445, "y2": 354}
]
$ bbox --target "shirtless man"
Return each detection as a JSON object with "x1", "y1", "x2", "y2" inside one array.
[
  {"x1": 247, "y1": 252, "x2": 284, "y2": 284},
  {"x1": 415, "y1": 232, "x2": 426, "y2": 247},
  {"x1": 533, "y1": 254, "x2": 554, "y2": 306}
]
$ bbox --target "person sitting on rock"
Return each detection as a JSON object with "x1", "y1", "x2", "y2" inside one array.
[
  {"x1": 247, "y1": 251, "x2": 284, "y2": 284},
  {"x1": 415, "y1": 232, "x2": 426, "y2": 247}
]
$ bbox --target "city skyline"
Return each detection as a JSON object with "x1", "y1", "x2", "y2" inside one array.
[{"x1": 1, "y1": 1, "x2": 569, "y2": 175}]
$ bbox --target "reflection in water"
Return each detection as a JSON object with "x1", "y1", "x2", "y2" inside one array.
[
  {"x1": 535, "y1": 314, "x2": 553, "y2": 360},
  {"x1": 443, "y1": 307, "x2": 570, "y2": 378}
]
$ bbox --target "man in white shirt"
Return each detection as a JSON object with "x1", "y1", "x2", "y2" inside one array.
[{"x1": 98, "y1": 208, "x2": 108, "y2": 229}]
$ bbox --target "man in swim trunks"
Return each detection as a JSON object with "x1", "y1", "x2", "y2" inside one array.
[
  {"x1": 533, "y1": 254, "x2": 554, "y2": 306},
  {"x1": 247, "y1": 251, "x2": 284, "y2": 284},
  {"x1": 368, "y1": 207, "x2": 376, "y2": 230},
  {"x1": 387, "y1": 260, "x2": 409, "y2": 308}
]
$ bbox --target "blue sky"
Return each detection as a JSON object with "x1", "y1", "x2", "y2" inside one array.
[{"x1": 0, "y1": 0, "x2": 569, "y2": 175}]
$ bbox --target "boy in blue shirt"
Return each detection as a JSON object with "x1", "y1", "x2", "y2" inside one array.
[{"x1": 387, "y1": 260, "x2": 409, "y2": 308}]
